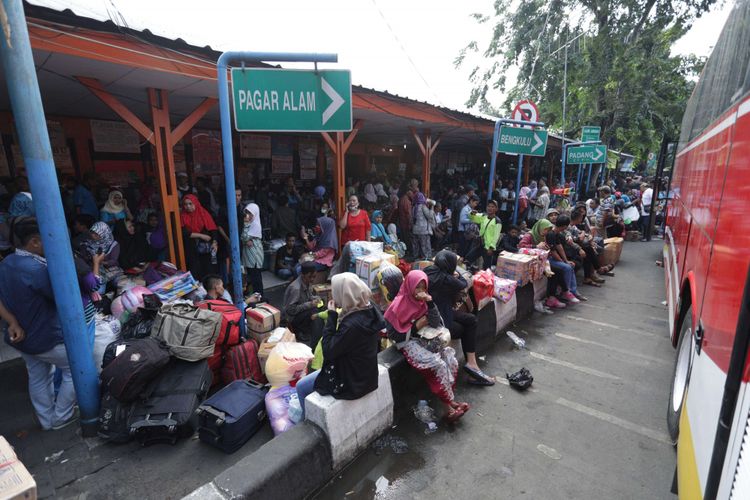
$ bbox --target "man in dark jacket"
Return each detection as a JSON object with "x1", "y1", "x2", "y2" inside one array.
[
  {"x1": 282, "y1": 261, "x2": 324, "y2": 348},
  {"x1": 425, "y1": 250, "x2": 495, "y2": 386}
]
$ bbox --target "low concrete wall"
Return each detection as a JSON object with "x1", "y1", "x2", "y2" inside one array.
[{"x1": 183, "y1": 277, "x2": 544, "y2": 500}]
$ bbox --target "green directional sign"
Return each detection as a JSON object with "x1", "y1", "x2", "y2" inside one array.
[
  {"x1": 497, "y1": 126, "x2": 548, "y2": 156},
  {"x1": 567, "y1": 144, "x2": 608, "y2": 164},
  {"x1": 231, "y1": 68, "x2": 352, "y2": 132},
  {"x1": 581, "y1": 126, "x2": 601, "y2": 142}
]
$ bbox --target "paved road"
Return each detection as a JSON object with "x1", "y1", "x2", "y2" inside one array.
[{"x1": 314, "y1": 240, "x2": 677, "y2": 499}]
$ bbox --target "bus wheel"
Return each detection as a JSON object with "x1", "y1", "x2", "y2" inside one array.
[{"x1": 667, "y1": 305, "x2": 694, "y2": 443}]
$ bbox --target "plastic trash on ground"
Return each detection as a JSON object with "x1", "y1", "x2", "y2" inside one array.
[
  {"x1": 371, "y1": 434, "x2": 409, "y2": 455},
  {"x1": 506, "y1": 331, "x2": 526, "y2": 349},
  {"x1": 413, "y1": 400, "x2": 438, "y2": 434},
  {"x1": 506, "y1": 367, "x2": 534, "y2": 391}
]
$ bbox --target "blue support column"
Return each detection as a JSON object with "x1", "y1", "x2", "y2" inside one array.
[
  {"x1": 487, "y1": 120, "x2": 501, "y2": 204},
  {"x1": 217, "y1": 51, "x2": 337, "y2": 331},
  {"x1": 0, "y1": 0, "x2": 99, "y2": 433},
  {"x1": 585, "y1": 164, "x2": 592, "y2": 194},
  {"x1": 561, "y1": 143, "x2": 568, "y2": 190},
  {"x1": 512, "y1": 154, "x2": 524, "y2": 224}
]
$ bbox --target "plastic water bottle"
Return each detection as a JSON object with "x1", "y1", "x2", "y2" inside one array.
[
  {"x1": 506, "y1": 331, "x2": 526, "y2": 349},
  {"x1": 413, "y1": 400, "x2": 438, "y2": 434},
  {"x1": 210, "y1": 246, "x2": 218, "y2": 265},
  {"x1": 288, "y1": 393, "x2": 303, "y2": 424}
]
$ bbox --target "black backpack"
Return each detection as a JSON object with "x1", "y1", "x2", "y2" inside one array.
[{"x1": 99, "y1": 337, "x2": 171, "y2": 403}]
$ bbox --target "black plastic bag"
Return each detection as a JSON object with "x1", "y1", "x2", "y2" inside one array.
[
  {"x1": 506, "y1": 367, "x2": 533, "y2": 391},
  {"x1": 121, "y1": 309, "x2": 157, "y2": 339}
]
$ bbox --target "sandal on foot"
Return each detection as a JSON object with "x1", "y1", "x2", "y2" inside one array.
[
  {"x1": 445, "y1": 407, "x2": 466, "y2": 424},
  {"x1": 450, "y1": 401, "x2": 471, "y2": 413},
  {"x1": 463, "y1": 365, "x2": 496, "y2": 386},
  {"x1": 583, "y1": 279, "x2": 601, "y2": 287}
]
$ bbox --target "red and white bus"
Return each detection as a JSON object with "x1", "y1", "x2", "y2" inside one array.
[{"x1": 664, "y1": 1, "x2": 750, "y2": 497}]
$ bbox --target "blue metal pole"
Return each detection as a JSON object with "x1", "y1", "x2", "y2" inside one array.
[
  {"x1": 217, "y1": 51, "x2": 337, "y2": 331},
  {"x1": 585, "y1": 164, "x2": 592, "y2": 194},
  {"x1": 561, "y1": 143, "x2": 568, "y2": 191},
  {"x1": 0, "y1": 0, "x2": 99, "y2": 433},
  {"x1": 487, "y1": 120, "x2": 501, "y2": 204},
  {"x1": 512, "y1": 154, "x2": 524, "y2": 225},
  {"x1": 576, "y1": 165, "x2": 584, "y2": 201}
]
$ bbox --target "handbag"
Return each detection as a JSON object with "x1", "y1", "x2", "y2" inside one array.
[{"x1": 416, "y1": 325, "x2": 451, "y2": 352}]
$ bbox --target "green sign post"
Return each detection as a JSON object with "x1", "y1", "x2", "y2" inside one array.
[
  {"x1": 231, "y1": 68, "x2": 352, "y2": 132},
  {"x1": 567, "y1": 144, "x2": 607, "y2": 164},
  {"x1": 581, "y1": 125, "x2": 601, "y2": 142},
  {"x1": 497, "y1": 126, "x2": 548, "y2": 156}
]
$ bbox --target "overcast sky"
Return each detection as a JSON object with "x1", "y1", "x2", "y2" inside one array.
[{"x1": 34, "y1": 0, "x2": 733, "y2": 114}]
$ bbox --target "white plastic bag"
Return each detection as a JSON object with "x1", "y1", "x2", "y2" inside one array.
[
  {"x1": 92, "y1": 314, "x2": 121, "y2": 373},
  {"x1": 265, "y1": 342, "x2": 314, "y2": 388}
]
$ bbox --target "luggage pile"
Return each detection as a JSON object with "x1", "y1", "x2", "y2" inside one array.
[{"x1": 98, "y1": 299, "x2": 267, "y2": 452}]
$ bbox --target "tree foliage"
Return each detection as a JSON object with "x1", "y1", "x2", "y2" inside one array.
[{"x1": 456, "y1": 0, "x2": 715, "y2": 163}]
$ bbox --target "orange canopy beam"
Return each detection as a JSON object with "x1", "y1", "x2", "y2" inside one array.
[
  {"x1": 171, "y1": 97, "x2": 218, "y2": 144},
  {"x1": 410, "y1": 127, "x2": 440, "y2": 196}
]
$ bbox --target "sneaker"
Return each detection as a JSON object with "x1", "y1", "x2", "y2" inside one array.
[
  {"x1": 50, "y1": 407, "x2": 79, "y2": 431},
  {"x1": 574, "y1": 293, "x2": 588, "y2": 302},
  {"x1": 562, "y1": 291, "x2": 580, "y2": 304},
  {"x1": 545, "y1": 297, "x2": 566, "y2": 309}
]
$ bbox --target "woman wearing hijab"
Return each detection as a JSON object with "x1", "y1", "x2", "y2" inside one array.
[
  {"x1": 370, "y1": 210, "x2": 392, "y2": 245},
  {"x1": 99, "y1": 190, "x2": 131, "y2": 226},
  {"x1": 518, "y1": 186, "x2": 531, "y2": 223},
  {"x1": 425, "y1": 250, "x2": 494, "y2": 386},
  {"x1": 384, "y1": 270, "x2": 469, "y2": 423},
  {"x1": 412, "y1": 192, "x2": 435, "y2": 260},
  {"x1": 363, "y1": 182, "x2": 378, "y2": 205},
  {"x1": 295, "y1": 272, "x2": 386, "y2": 419},
  {"x1": 528, "y1": 181, "x2": 538, "y2": 201},
  {"x1": 386, "y1": 223, "x2": 407, "y2": 259},
  {"x1": 519, "y1": 219, "x2": 570, "y2": 309},
  {"x1": 181, "y1": 194, "x2": 218, "y2": 281},
  {"x1": 113, "y1": 219, "x2": 150, "y2": 271},
  {"x1": 9, "y1": 191, "x2": 34, "y2": 217},
  {"x1": 300, "y1": 216, "x2": 338, "y2": 273},
  {"x1": 84, "y1": 221, "x2": 121, "y2": 289},
  {"x1": 241, "y1": 203, "x2": 265, "y2": 299}
]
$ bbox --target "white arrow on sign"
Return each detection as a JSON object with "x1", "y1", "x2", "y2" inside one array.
[
  {"x1": 531, "y1": 132, "x2": 544, "y2": 153},
  {"x1": 592, "y1": 147, "x2": 604, "y2": 161},
  {"x1": 321, "y1": 77, "x2": 344, "y2": 126}
]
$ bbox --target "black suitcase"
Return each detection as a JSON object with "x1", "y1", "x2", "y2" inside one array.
[
  {"x1": 197, "y1": 380, "x2": 268, "y2": 453},
  {"x1": 98, "y1": 389, "x2": 135, "y2": 443},
  {"x1": 128, "y1": 359, "x2": 211, "y2": 445},
  {"x1": 100, "y1": 337, "x2": 170, "y2": 403}
]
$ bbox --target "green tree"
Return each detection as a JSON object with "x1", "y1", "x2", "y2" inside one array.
[{"x1": 456, "y1": 0, "x2": 713, "y2": 164}]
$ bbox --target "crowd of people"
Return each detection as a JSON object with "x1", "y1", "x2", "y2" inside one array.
[{"x1": 0, "y1": 166, "x2": 663, "y2": 430}]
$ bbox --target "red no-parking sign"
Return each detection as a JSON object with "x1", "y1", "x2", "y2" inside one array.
[{"x1": 511, "y1": 100, "x2": 539, "y2": 124}]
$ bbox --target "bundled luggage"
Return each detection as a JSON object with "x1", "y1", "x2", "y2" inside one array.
[
  {"x1": 197, "y1": 380, "x2": 268, "y2": 453},
  {"x1": 196, "y1": 299, "x2": 243, "y2": 384},
  {"x1": 129, "y1": 359, "x2": 211, "y2": 445},
  {"x1": 99, "y1": 337, "x2": 170, "y2": 403},
  {"x1": 151, "y1": 303, "x2": 222, "y2": 361},
  {"x1": 98, "y1": 390, "x2": 135, "y2": 443}
]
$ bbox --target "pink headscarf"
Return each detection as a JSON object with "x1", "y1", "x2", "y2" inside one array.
[
  {"x1": 384, "y1": 270, "x2": 429, "y2": 334},
  {"x1": 519, "y1": 186, "x2": 531, "y2": 200}
]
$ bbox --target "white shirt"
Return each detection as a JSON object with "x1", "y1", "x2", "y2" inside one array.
[{"x1": 640, "y1": 188, "x2": 653, "y2": 215}]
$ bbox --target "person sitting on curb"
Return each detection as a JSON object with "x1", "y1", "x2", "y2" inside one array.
[
  {"x1": 425, "y1": 250, "x2": 495, "y2": 386},
  {"x1": 384, "y1": 270, "x2": 470, "y2": 423},
  {"x1": 275, "y1": 232, "x2": 302, "y2": 281},
  {"x1": 499, "y1": 225, "x2": 521, "y2": 253},
  {"x1": 0, "y1": 219, "x2": 78, "y2": 430},
  {"x1": 282, "y1": 261, "x2": 325, "y2": 349},
  {"x1": 519, "y1": 219, "x2": 569, "y2": 310},
  {"x1": 545, "y1": 214, "x2": 586, "y2": 303},
  {"x1": 295, "y1": 272, "x2": 385, "y2": 419}
]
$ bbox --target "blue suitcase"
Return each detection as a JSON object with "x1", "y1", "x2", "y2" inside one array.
[{"x1": 196, "y1": 379, "x2": 268, "y2": 453}]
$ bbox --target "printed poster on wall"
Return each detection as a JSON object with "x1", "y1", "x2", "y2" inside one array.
[
  {"x1": 298, "y1": 139, "x2": 317, "y2": 160},
  {"x1": 300, "y1": 158, "x2": 317, "y2": 180},
  {"x1": 192, "y1": 129, "x2": 223, "y2": 175},
  {"x1": 271, "y1": 135, "x2": 294, "y2": 156},
  {"x1": 271, "y1": 155, "x2": 293, "y2": 176},
  {"x1": 90, "y1": 119, "x2": 141, "y2": 153},
  {"x1": 239, "y1": 134, "x2": 271, "y2": 159}
]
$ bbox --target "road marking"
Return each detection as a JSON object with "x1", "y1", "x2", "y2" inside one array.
[
  {"x1": 555, "y1": 397, "x2": 672, "y2": 445},
  {"x1": 536, "y1": 444, "x2": 562, "y2": 459},
  {"x1": 578, "y1": 302, "x2": 607, "y2": 310},
  {"x1": 565, "y1": 315, "x2": 661, "y2": 339},
  {"x1": 529, "y1": 351, "x2": 620, "y2": 380},
  {"x1": 554, "y1": 333, "x2": 670, "y2": 366}
]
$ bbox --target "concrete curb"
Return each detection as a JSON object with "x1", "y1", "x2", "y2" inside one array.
[{"x1": 183, "y1": 278, "x2": 543, "y2": 500}]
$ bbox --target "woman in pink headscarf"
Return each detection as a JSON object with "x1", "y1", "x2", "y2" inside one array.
[
  {"x1": 517, "y1": 185, "x2": 532, "y2": 224},
  {"x1": 384, "y1": 270, "x2": 468, "y2": 423}
]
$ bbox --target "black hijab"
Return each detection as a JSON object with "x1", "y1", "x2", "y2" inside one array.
[
  {"x1": 433, "y1": 250, "x2": 458, "y2": 275},
  {"x1": 113, "y1": 220, "x2": 149, "y2": 269}
]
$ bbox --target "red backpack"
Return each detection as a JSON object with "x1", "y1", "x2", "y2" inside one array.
[
  {"x1": 221, "y1": 339, "x2": 266, "y2": 385},
  {"x1": 197, "y1": 299, "x2": 243, "y2": 385}
]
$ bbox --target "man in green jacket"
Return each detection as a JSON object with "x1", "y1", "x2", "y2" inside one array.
[{"x1": 465, "y1": 199, "x2": 503, "y2": 270}]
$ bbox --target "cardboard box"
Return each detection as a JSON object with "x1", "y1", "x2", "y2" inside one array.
[
  {"x1": 495, "y1": 251, "x2": 536, "y2": 286},
  {"x1": 601, "y1": 237, "x2": 624, "y2": 267},
  {"x1": 356, "y1": 253, "x2": 396, "y2": 289},
  {"x1": 312, "y1": 283, "x2": 332, "y2": 304},
  {"x1": 0, "y1": 436, "x2": 36, "y2": 500},
  {"x1": 247, "y1": 303, "x2": 281, "y2": 335},
  {"x1": 258, "y1": 329, "x2": 296, "y2": 372}
]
